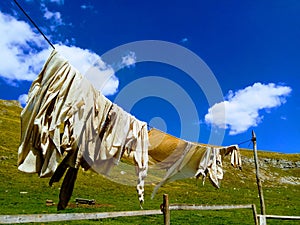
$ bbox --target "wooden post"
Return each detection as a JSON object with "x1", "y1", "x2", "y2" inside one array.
[
  {"x1": 252, "y1": 130, "x2": 266, "y2": 215},
  {"x1": 252, "y1": 204, "x2": 258, "y2": 225},
  {"x1": 162, "y1": 194, "x2": 170, "y2": 225},
  {"x1": 259, "y1": 215, "x2": 267, "y2": 225}
]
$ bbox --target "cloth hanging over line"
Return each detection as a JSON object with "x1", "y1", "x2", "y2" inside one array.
[
  {"x1": 17, "y1": 50, "x2": 149, "y2": 209},
  {"x1": 147, "y1": 128, "x2": 242, "y2": 198},
  {"x1": 17, "y1": 49, "x2": 242, "y2": 210}
]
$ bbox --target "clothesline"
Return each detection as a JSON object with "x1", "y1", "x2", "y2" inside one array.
[
  {"x1": 13, "y1": 0, "x2": 246, "y2": 212},
  {"x1": 237, "y1": 138, "x2": 253, "y2": 147},
  {"x1": 18, "y1": 50, "x2": 149, "y2": 209},
  {"x1": 12, "y1": 0, "x2": 256, "y2": 151},
  {"x1": 18, "y1": 49, "x2": 243, "y2": 211},
  {"x1": 13, "y1": 0, "x2": 55, "y2": 50},
  {"x1": 148, "y1": 123, "x2": 253, "y2": 148}
]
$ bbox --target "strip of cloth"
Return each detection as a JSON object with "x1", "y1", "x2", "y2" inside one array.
[
  {"x1": 148, "y1": 128, "x2": 242, "y2": 198},
  {"x1": 18, "y1": 50, "x2": 149, "y2": 204}
]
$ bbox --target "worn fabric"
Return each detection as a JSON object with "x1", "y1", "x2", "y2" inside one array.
[
  {"x1": 18, "y1": 50, "x2": 149, "y2": 205},
  {"x1": 18, "y1": 51, "x2": 75, "y2": 177},
  {"x1": 18, "y1": 49, "x2": 242, "y2": 207},
  {"x1": 148, "y1": 128, "x2": 242, "y2": 198}
]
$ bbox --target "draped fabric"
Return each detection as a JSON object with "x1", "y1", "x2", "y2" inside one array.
[
  {"x1": 18, "y1": 50, "x2": 149, "y2": 206},
  {"x1": 18, "y1": 49, "x2": 242, "y2": 209},
  {"x1": 148, "y1": 128, "x2": 242, "y2": 198}
]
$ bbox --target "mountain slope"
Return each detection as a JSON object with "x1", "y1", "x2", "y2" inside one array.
[{"x1": 0, "y1": 99, "x2": 299, "y2": 225}]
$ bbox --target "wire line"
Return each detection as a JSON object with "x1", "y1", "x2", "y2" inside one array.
[
  {"x1": 13, "y1": 0, "x2": 55, "y2": 50},
  {"x1": 237, "y1": 139, "x2": 252, "y2": 146}
]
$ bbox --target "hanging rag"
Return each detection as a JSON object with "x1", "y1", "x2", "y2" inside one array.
[
  {"x1": 18, "y1": 50, "x2": 149, "y2": 209},
  {"x1": 148, "y1": 128, "x2": 242, "y2": 198}
]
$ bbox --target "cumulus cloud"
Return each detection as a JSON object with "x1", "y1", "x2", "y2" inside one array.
[
  {"x1": 121, "y1": 51, "x2": 136, "y2": 68},
  {"x1": 18, "y1": 94, "x2": 28, "y2": 106},
  {"x1": 205, "y1": 83, "x2": 292, "y2": 135},
  {"x1": 0, "y1": 10, "x2": 119, "y2": 96},
  {"x1": 43, "y1": 8, "x2": 62, "y2": 22},
  {"x1": 56, "y1": 45, "x2": 119, "y2": 96},
  {"x1": 0, "y1": 11, "x2": 49, "y2": 81},
  {"x1": 40, "y1": 3, "x2": 64, "y2": 31}
]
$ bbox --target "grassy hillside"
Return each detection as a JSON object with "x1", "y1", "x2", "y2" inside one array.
[{"x1": 0, "y1": 99, "x2": 299, "y2": 224}]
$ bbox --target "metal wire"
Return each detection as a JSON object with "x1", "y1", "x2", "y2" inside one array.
[
  {"x1": 237, "y1": 138, "x2": 252, "y2": 147},
  {"x1": 13, "y1": 0, "x2": 55, "y2": 49}
]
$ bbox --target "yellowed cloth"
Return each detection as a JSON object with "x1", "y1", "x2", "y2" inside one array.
[
  {"x1": 18, "y1": 51, "x2": 75, "y2": 177},
  {"x1": 18, "y1": 49, "x2": 241, "y2": 204},
  {"x1": 18, "y1": 50, "x2": 149, "y2": 203},
  {"x1": 148, "y1": 128, "x2": 242, "y2": 198}
]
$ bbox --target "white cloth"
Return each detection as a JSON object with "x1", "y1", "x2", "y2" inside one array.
[
  {"x1": 18, "y1": 50, "x2": 149, "y2": 204},
  {"x1": 93, "y1": 104, "x2": 148, "y2": 203},
  {"x1": 18, "y1": 51, "x2": 73, "y2": 177}
]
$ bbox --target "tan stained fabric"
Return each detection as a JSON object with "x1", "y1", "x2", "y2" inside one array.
[
  {"x1": 148, "y1": 128, "x2": 242, "y2": 197},
  {"x1": 18, "y1": 49, "x2": 242, "y2": 205},
  {"x1": 18, "y1": 50, "x2": 149, "y2": 203},
  {"x1": 18, "y1": 51, "x2": 75, "y2": 177}
]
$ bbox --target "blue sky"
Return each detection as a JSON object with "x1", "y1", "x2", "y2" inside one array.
[{"x1": 0, "y1": 0, "x2": 299, "y2": 153}]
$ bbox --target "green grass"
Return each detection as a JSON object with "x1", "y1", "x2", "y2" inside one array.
[{"x1": 0, "y1": 100, "x2": 299, "y2": 224}]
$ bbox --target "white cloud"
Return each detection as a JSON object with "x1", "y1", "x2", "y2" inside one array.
[
  {"x1": 81, "y1": 4, "x2": 94, "y2": 10},
  {"x1": 121, "y1": 51, "x2": 136, "y2": 68},
  {"x1": 27, "y1": 0, "x2": 64, "y2": 5},
  {"x1": 0, "y1": 10, "x2": 119, "y2": 96},
  {"x1": 24, "y1": 1, "x2": 66, "y2": 32},
  {"x1": 181, "y1": 37, "x2": 188, "y2": 43},
  {"x1": 18, "y1": 94, "x2": 28, "y2": 106},
  {"x1": 48, "y1": 0, "x2": 64, "y2": 5},
  {"x1": 43, "y1": 9, "x2": 62, "y2": 21},
  {"x1": 55, "y1": 45, "x2": 119, "y2": 96},
  {"x1": 84, "y1": 66, "x2": 119, "y2": 96},
  {"x1": 280, "y1": 116, "x2": 287, "y2": 120},
  {"x1": 205, "y1": 83, "x2": 292, "y2": 135},
  {"x1": 40, "y1": 3, "x2": 64, "y2": 31},
  {"x1": 0, "y1": 11, "x2": 49, "y2": 81}
]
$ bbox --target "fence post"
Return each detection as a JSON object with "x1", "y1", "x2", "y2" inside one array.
[
  {"x1": 162, "y1": 194, "x2": 170, "y2": 225},
  {"x1": 252, "y1": 130, "x2": 266, "y2": 215},
  {"x1": 252, "y1": 204, "x2": 258, "y2": 225},
  {"x1": 259, "y1": 215, "x2": 267, "y2": 225}
]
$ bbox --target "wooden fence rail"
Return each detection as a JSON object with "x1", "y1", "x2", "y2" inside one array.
[
  {"x1": 258, "y1": 214, "x2": 300, "y2": 225},
  {"x1": 169, "y1": 204, "x2": 254, "y2": 211},
  {"x1": 0, "y1": 194, "x2": 258, "y2": 224},
  {"x1": 162, "y1": 194, "x2": 258, "y2": 225},
  {"x1": 4, "y1": 194, "x2": 298, "y2": 224},
  {"x1": 0, "y1": 210, "x2": 162, "y2": 224}
]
